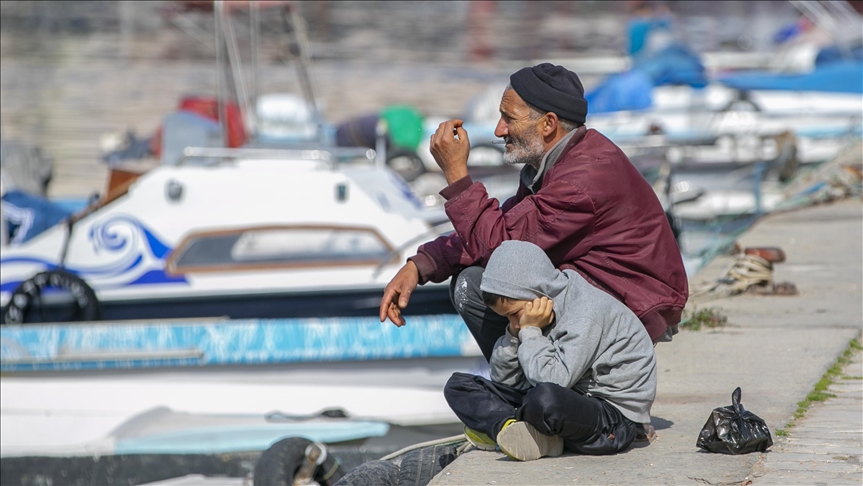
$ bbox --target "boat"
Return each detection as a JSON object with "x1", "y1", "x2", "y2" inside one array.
[
  {"x1": 0, "y1": 147, "x2": 456, "y2": 324},
  {"x1": 0, "y1": 314, "x2": 483, "y2": 458}
]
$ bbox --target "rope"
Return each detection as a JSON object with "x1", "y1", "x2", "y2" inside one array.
[
  {"x1": 777, "y1": 140, "x2": 863, "y2": 211},
  {"x1": 378, "y1": 434, "x2": 467, "y2": 462},
  {"x1": 690, "y1": 253, "x2": 774, "y2": 303}
]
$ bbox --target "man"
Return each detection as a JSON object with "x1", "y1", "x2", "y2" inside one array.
[{"x1": 379, "y1": 63, "x2": 688, "y2": 361}]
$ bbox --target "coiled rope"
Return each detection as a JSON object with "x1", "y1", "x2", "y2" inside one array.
[{"x1": 689, "y1": 253, "x2": 774, "y2": 303}]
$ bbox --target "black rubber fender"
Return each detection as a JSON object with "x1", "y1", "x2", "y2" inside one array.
[
  {"x1": 386, "y1": 149, "x2": 426, "y2": 182},
  {"x1": 3, "y1": 269, "x2": 101, "y2": 324},
  {"x1": 254, "y1": 437, "x2": 344, "y2": 486},
  {"x1": 333, "y1": 460, "x2": 399, "y2": 486},
  {"x1": 396, "y1": 444, "x2": 457, "y2": 486}
]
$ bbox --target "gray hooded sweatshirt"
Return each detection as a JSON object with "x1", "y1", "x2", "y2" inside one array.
[{"x1": 482, "y1": 240, "x2": 657, "y2": 424}]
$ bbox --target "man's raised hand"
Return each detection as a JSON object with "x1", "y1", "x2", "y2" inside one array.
[
  {"x1": 379, "y1": 260, "x2": 420, "y2": 327},
  {"x1": 429, "y1": 119, "x2": 471, "y2": 185}
]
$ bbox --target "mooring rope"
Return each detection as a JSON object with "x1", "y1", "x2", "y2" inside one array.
[{"x1": 689, "y1": 253, "x2": 774, "y2": 303}]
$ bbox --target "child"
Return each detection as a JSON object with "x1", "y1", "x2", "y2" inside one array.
[{"x1": 444, "y1": 240, "x2": 657, "y2": 461}]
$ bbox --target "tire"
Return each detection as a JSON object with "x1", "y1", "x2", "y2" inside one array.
[
  {"x1": 3, "y1": 269, "x2": 101, "y2": 324},
  {"x1": 254, "y1": 437, "x2": 345, "y2": 486},
  {"x1": 386, "y1": 149, "x2": 426, "y2": 182},
  {"x1": 333, "y1": 460, "x2": 399, "y2": 486},
  {"x1": 396, "y1": 445, "x2": 457, "y2": 486},
  {"x1": 467, "y1": 143, "x2": 505, "y2": 167}
]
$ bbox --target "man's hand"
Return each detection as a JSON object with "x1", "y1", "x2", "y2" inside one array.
[
  {"x1": 379, "y1": 261, "x2": 419, "y2": 327},
  {"x1": 519, "y1": 297, "x2": 555, "y2": 329},
  {"x1": 429, "y1": 119, "x2": 471, "y2": 185}
]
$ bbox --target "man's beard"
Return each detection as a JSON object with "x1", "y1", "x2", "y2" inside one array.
[{"x1": 502, "y1": 126, "x2": 544, "y2": 168}]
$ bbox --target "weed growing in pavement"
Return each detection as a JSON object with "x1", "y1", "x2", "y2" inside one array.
[
  {"x1": 775, "y1": 338, "x2": 862, "y2": 437},
  {"x1": 679, "y1": 307, "x2": 728, "y2": 331}
]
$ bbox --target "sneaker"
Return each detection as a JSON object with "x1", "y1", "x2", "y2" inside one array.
[
  {"x1": 464, "y1": 426, "x2": 498, "y2": 451},
  {"x1": 496, "y1": 421, "x2": 564, "y2": 461}
]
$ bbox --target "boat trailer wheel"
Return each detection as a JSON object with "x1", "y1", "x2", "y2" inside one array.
[{"x1": 3, "y1": 269, "x2": 101, "y2": 324}]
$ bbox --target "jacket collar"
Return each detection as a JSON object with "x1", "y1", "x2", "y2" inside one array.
[{"x1": 520, "y1": 126, "x2": 588, "y2": 193}]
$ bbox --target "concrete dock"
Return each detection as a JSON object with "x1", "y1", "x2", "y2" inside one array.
[{"x1": 430, "y1": 198, "x2": 862, "y2": 485}]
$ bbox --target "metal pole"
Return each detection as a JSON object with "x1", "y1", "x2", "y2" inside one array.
[
  {"x1": 375, "y1": 119, "x2": 387, "y2": 169},
  {"x1": 223, "y1": 7, "x2": 252, "y2": 137},
  {"x1": 753, "y1": 161, "x2": 765, "y2": 218},
  {"x1": 215, "y1": 1, "x2": 229, "y2": 148},
  {"x1": 250, "y1": 0, "x2": 260, "y2": 138},
  {"x1": 286, "y1": 6, "x2": 322, "y2": 125}
]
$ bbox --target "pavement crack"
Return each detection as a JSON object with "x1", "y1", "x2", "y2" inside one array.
[{"x1": 686, "y1": 477, "x2": 749, "y2": 486}]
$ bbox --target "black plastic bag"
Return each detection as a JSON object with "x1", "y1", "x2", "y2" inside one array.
[{"x1": 696, "y1": 387, "x2": 773, "y2": 454}]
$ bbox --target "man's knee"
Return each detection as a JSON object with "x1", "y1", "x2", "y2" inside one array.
[{"x1": 450, "y1": 266, "x2": 485, "y2": 314}]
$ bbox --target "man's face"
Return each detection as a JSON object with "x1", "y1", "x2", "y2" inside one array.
[{"x1": 494, "y1": 89, "x2": 545, "y2": 168}]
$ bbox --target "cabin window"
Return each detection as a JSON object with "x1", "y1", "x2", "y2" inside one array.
[{"x1": 168, "y1": 226, "x2": 394, "y2": 273}]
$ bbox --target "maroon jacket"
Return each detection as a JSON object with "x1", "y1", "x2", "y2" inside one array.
[{"x1": 409, "y1": 127, "x2": 689, "y2": 341}]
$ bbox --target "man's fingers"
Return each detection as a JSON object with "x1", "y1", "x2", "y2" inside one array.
[
  {"x1": 455, "y1": 126, "x2": 470, "y2": 145},
  {"x1": 398, "y1": 288, "x2": 411, "y2": 309},
  {"x1": 379, "y1": 288, "x2": 396, "y2": 322},
  {"x1": 436, "y1": 121, "x2": 452, "y2": 138},
  {"x1": 379, "y1": 289, "x2": 392, "y2": 321},
  {"x1": 387, "y1": 302, "x2": 405, "y2": 327},
  {"x1": 437, "y1": 120, "x2": 464, "y2": 139}
]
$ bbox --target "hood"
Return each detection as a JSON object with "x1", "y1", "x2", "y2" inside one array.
[{"x1": 480, "y1": 241, "x2": 570, "y2": 303}]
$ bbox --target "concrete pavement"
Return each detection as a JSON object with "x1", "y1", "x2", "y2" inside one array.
[
  {"x1": 430, "y1": 198, "x2": 862, "y2": 485},
  {"x1": 750, "y1": 349, "x2": 862, "y2": 485}
]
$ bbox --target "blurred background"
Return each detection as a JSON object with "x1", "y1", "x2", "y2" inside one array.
[
  {"x1": 0, "y1": 0, "x2": 835, "y2": 198},
  {"x1": 0, "y1": 2, "x2": 861, "y2": 485}
]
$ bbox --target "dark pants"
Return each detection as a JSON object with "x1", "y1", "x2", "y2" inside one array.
[
  {"x1": 449, "y1": 266, "x2": 508, "y2": 362},
  {"x1": 444, "y1": 372, "x2": 638, "y2": 455}
]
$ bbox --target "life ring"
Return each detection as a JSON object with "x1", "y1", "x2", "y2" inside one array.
[
  {"x1": 2, "y1": 269, "x2": 101, "y2": 324},
  {"x1": 254, "y1": 437, "x2": 345, "y2": 486}
]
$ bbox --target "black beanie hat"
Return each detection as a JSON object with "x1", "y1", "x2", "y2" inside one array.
[{"x1": 509, "y1": 63, "x2": 588, "y2": 125}]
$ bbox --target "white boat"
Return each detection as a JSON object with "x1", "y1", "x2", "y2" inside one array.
[
  {"x1": 0, "y1": 148, "x2": 454, "y2": 324},
  {"x1": 0, "y1": 314, "x2": 484, "y2": 457}
]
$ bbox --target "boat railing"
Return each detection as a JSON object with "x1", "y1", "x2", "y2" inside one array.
[
  {"x1": 371, "y1": 220, "x2": 456, "y2": 279},
  {"x1": 177, "y1": 146, "x2": 377, "y2": 168}
]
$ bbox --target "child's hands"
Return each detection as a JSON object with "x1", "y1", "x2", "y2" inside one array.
[{"x1": 519, "y1": 297, "x2": 554, "y2": 329}]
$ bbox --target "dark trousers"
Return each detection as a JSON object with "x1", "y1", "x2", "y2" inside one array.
[
  {"x1": 450, "y1": 266, "x2": 508, "y2": 362},
  {"x1": 444, "y1": 372, "x2": 638, "y2": 455}
]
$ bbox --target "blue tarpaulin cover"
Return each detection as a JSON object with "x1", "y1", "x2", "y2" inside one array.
[
  {"x1": 718, "y1": 61, "x2": 863, "y2": 94},
  {"x1": 586, "y1": 43, "x2": 708, "y2": 114}
]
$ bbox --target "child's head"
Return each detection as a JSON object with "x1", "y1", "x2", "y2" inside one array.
[
  {"x1": 482, "y1": 291, "x2": 528, "y2": 327},
  {"x1": 481, "y1": 241, "x2": 567, "y2": 327},
  {"x1": 480, "y1": 241, "x2": 565, "y2": 296}
]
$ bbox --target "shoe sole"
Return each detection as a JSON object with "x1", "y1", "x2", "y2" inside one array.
[{"x1": 497, "y1": 422, "x2": 564, "y2": 461}]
